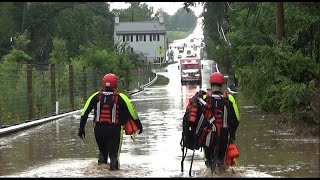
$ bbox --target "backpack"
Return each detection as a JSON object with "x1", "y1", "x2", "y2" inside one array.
[
  {"x1": 181, "y1": 91, "x2": 205, "y2": 150},
  {"x1": 197, "y1": 92, "x2": 230, "y2": 149},
  {"x1": 180, "y1": 90, "x2": 206, "y2": 177}
]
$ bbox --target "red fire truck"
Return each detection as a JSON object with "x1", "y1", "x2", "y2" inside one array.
[{"x1": 178, "y1": 56, "x2": 202, "y2": 85}]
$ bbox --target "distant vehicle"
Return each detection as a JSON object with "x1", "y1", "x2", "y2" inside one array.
[
  {"x1": 178, "y1": 55, "x2": 182, "y2": 59},
  {"x1": 178, "y1": 56, "x2": 202, "y2": 85},
  {"x1": 178, "y1": 45, "x2": 184, "y2": 53}
]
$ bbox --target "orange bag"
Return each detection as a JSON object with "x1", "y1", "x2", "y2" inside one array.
[
  {"x1": 124, "y1": 119, "x2": 138, "y2": 135},
  {"x1": 225, "y1": 143, "x2": 239, "y2": 166}
]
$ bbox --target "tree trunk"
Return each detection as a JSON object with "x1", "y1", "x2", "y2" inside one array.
[
  {"x1": 275, "y1": 2, "x2": 285, "y2": 41},
  {"x1": 21, "y1": 2, "x2": 27, "y2": 32}
]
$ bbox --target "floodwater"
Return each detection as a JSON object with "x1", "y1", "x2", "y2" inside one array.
[
  {"x1": 0, "y1": 60, "x2": 318, "y2": 178},
  {"x1": 1, "y1": 17, "x2": 319, "y2": 178}
]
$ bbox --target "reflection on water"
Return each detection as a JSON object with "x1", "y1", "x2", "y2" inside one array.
[{"x1": 0, "y1": 61, "x2": 319, "y2": 178}]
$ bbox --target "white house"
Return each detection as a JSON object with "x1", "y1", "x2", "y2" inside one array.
[{"x1": 114, "y1": 15, "x2": 167, "y2": 63}]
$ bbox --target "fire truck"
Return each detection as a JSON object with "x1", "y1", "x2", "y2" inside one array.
[{"x1": 178, "y1": 56, "x2": 202, "y2": 85}]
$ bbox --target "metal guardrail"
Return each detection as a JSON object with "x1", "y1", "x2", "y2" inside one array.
[
  {"x1": 129, "y1": 71, "x2": 158, "y2": 96},
  {"x1": 0, "y1": 110, "x2": 81, "y2": 137}
]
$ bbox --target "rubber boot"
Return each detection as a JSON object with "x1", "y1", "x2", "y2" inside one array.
[
  {"x1": 109, "y1": 157, "x2": 119, "y2": 171},
  {"x1": 215, "y1": 159, "x2": 226, "y2": 174},
  {"x1": 98, "y1": 151, "x2": 108, "y2": 165},
  {"x1": 205, "y1": 160, "x2": 211, "y2": 168}
]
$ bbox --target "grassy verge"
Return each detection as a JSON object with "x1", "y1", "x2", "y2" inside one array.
[
  {"x1": 152, "y1": 63, "x2": 170, "y2": 69},
  {"x1": 153, "y1": 74, "x2": 169, "y2": 86},
  {"x1": 167, "y1": 30, "x2": 193, "y2": 43}
]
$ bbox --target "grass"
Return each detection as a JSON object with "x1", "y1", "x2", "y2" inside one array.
[
  {"x1": 167, "y1": 30, "x2": 193, "y2": 43},
  {"x1": 153, "y1": 74, "x2": 169, "y2": 86}
]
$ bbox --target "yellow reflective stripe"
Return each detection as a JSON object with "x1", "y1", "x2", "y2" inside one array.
[
  {"x1": 117, "y1": 125, "x2": 123, "y2": 167},
  {"x1": 119, "y1": 93, "x2": 139, "y2": 120},
  {"x1": 228, "y1": 94, "x2": 240, "y2": 121},
  {"x1": 81, "y1": 91, "x2": 99, "y2": 116},
  {"x1": 203, "y1": 94, "x2": 207, "y2": 100}
]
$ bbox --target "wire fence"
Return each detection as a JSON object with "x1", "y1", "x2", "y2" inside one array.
[{"x1": 0, "y1": 63, "x2": 155, "y2": 127}]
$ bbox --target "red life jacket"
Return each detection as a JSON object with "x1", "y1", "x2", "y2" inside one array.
[
  {"x1": 187, "y1": 99, "x2": 199, "y2": 122},
  {"x1": 95, "y1": 91, "x2": 120, "y2": 124},
  {"x1": 198, "y1": 92, "x2": 229, "y2": 148},
  {"x1": 124, "y1": 118, "x2": 138, "y2": 135}
]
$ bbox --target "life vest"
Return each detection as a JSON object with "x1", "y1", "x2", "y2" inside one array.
[
  {"x1": 225, "y1": 143, "x2": 239, "y2": 167},
  {"x1": 95, "y1": 91, "x2": 120, "y2": 124},
  {"x1": 197, "y1": 92, "x2": 229, "y2": 148},
  {"x1": 188, "y1": 98, "x2": 199, "y2": 122},
  {"x1": 124, "y1": 119, "x2": 138, "y2": 135}
]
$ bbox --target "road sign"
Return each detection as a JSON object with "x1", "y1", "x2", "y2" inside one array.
[{"x1": 157, "y1": 45, "x2": 163, "y2": 55}]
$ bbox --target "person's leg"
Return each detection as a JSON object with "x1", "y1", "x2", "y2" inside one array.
[
  {"x1": 216, "y1": 130, "x2": 229, "y2": 172},
  {"x1": 94, "y1": 124, "x2": 108, "y2": 165},
  {"x1": 203, "y1": 146, "x2": 212, "y2": 168},
  {"x1": 108, "y1": 125, "x2": 121, "y2": 171}
]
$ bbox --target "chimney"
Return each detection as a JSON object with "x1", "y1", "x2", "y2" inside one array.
[
  {"x1": 115, "y1": 16, "x2": 119, "y2": 24},
  {"x1": 159, "y1": 14, "x2": 163, "y2": 24}
]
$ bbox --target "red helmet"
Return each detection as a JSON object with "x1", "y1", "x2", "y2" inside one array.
[
  {"x1": 102, "y1": 73, "x2": 118, "y2": 88},
  {"x1": 210, "y1": 72, "x2": 224, "y2": 85}
]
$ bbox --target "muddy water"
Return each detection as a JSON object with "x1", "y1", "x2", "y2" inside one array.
[{"x1": 0, "y1": 60, "x2": 318, "y2": 178}]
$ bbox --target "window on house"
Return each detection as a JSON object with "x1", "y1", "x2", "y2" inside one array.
[
  {"x1": 157, "y1": 34, "x2": 160, "y2": 41},
  {"x1": 136, "y1": 35, "x2": 138, "y2": 42},
  {"x1": 125, "y1": 35, "x2": 130, "y2": 42},
  {"x1": 131, "y1": 47, "x2": 134, "y2": 52},
  {"x1": 150, "y1": 34, "x2": 152, "y2": 41},
  {"x1": 131, "y1": 35, "x2": 133, "y2": 42},
  {"x1": 139, "y1": 34, "x2": 143, "y2": 41},
  {"x1": 144, "y1": 34, "x2": 146, "y2": 41},
  {"x1": 123, "y1": 35, "x2": 125, "y2": 42},
  {"x1": 152, "y1": 34, "x2": 157, "y2": 41}
]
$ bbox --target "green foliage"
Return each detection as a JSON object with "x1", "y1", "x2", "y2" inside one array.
[
  {"x1": 1, "y1": 32, "x2": 31, "y2": 64},
  {"x1": 49, "y1": 37, "x2": 68, "y2": 65},
  {"x1": 202, "y1": 2, "x2": 320, "y2": 125},
  {"x1": 152, "y1": 74, "x2": 169, "y2": 86},
  {"x1": 169, "y1": 8, "x2": 197, "y2": 31},
  {"x1": 167, "y1": 30, "x2": 192, "y2": 43},
  {"x1": 112, "y1": 2, "x2": 153, "y2": 22}
]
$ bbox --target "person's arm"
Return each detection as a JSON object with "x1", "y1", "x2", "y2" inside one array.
[
  {"x1": 119, "y1": 93, "x2": 143, "y2": 134},
  {"x1": 78, "y1": 92, "x2": 99, "y2": 138},
  {"x1": 228, "y1": 94, "x2": 240, "y2": 142}
]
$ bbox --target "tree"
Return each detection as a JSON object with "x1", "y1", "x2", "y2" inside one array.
[
  {"x1": 275, "y1": 2, "x2": 285, "y2": 41},
  {"x1": 112, "y1": 2, "x2": 154, "y2": 22}
]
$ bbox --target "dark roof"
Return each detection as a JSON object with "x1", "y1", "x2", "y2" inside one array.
[{"x1": 115, "y1": 21, "x2": 166, "y2": 34}]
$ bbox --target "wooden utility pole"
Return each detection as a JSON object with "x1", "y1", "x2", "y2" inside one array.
[{"x1": 275, "y1": 2, "x2": 285, "y2": 41}]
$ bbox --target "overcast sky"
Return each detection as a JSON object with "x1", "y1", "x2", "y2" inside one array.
[{"x1": 108, "y1": 2, "x2": 204, "y2": 17}]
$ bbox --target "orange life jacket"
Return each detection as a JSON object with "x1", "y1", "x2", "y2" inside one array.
[
  {"x1": 188, "y1": 99, "x2": 199, "y2": 122},
  {"x1": 225, "y1": 143, "x2": 239, "y2": 166},
  {"x1": 124, "y1": 119, "x2": 138, "y2": 135},
  {"x1": 95, "y1": 91, "x2": 120, "y2": 124}
]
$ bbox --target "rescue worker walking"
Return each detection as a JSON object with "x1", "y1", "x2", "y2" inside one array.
[
  {"x1": 78, "y1": 73, "x2": 143, "y2": 171},
  {"x1": 202, "y1": 72, "x2": 240, "y2": 174}
]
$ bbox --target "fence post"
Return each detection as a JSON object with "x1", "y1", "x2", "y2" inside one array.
[
  {"x1": 50, "y1": 64, "x2": 56, "y2": 115},
  {"x1": 69, "y1": 65, "x2": 74, "y2": 111},
  {"x1": 83, "y1": 66, "x2": 87, "y2": 103},
  {"x1": 27, "y1": 64, "x2": 33, "y2": 120}
]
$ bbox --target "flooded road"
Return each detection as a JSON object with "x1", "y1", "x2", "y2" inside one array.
[
  {"x1": 1, "y1": 16, "x2": 319, "y2": 178},
  {"x1": 1, "y1": 60, "x2": 318, "y2": 178}
]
